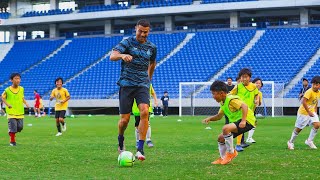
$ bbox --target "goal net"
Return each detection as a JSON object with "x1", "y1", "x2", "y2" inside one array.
[{"x1": 179, "y1": 81, "x2": 284, "y2": 117}]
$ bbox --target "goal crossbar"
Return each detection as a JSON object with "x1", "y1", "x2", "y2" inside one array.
[{"x1": 179, "y1": 81, "x2": 277, "y2": 117}]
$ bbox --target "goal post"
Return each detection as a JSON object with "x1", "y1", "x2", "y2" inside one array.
[{"x1": 179, "y1": 81, "x2": 284, "y2": 117}]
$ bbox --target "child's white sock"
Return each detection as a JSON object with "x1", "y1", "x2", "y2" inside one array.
[
  {"x1": 289, "y1": 129, "x2": 299, "y2": 143},
  {"x1": 308, "y1": 127, "x2": 318, "y2": 141},
  {"x1": 218, "y1": 142, "x2": 227, "y2": 158},
  {"x1": 146, "y1": 126, "x2": 151, "y2": 142},
  {"x1": 223, "y1": 133, "x2": 234, "y2": 153}
]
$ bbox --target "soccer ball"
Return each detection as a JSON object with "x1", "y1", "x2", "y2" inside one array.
[{"x1": 118, "y1": 151, "x2": 135, "y2": 167}]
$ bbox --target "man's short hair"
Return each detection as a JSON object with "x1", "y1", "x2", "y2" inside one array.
[
  {"x1": 10, "y1": 72, "x2": 21, "y2": 80},
  {"x1": 238, "y1": 68, "x2": 252, "y2": 78},
  {"x1": 311, "y1": 76, "x2": 320, "y2": 84},
  {"x1": 137, "y1": 19, "x2": 150, "y2": 27},
  {"x1": 227, "y1": 77, "x2": 233, "y2": 81},
  {"x1": 302, "y1": 78, "x2": 308, "y2": 82},
  {"x1": 210, "y1": 80, "x2": 228, "y2": 93}
]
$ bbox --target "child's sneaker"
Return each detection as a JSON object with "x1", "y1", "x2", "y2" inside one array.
[
  {"x1": 55, "y1": 132, "x2": 62, "y2": 136},
  {"x1": 305, "y1": 140, "x2": 317, "y2": 149},
  {"x1": 146, "y1": 141, "x2": 154, "y2": 148},
  {"x1": 62, "y1": 123, "x2": 67, "y2": 132},
  {"x1": 246, "y1": 138, "x2": 256, "y2": 143},
  {"x1": 135, "y1": 151, "x2": 145, "y2": 161},
  {"x1": 221, "y1": 150, "x2": 238, "y2": 165},
  {"x1": 287, "y1": 141, "x2": 294, "y2": 150},
  {"x1": 10, "y1": 142, "x2": 16, "y2": 146},
  {"x1": 240, "y1": 142, "x2": 250, "y2": 148},
  {"x1": 211, "y1": 157, "x2": 223, "y2": 165},
  {"x1": 235, "y1": 145, "x2": 244, "y2": 152}
]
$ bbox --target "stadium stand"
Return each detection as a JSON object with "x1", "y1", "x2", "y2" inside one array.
[
  {"x1": 22, "y1": 9, "x2": 73, "y2": 17},
  {"x1": 148, "y1": 33, "x2": 187, "y2": 61},
  {"x1": 11, "y1": 37, "x2": 121, "y2": 99},
  {"x1": 17, "y1": 36, "x2": 123, "y2": 100},
  {"x1": 153, "y1": 30, "x2": 256, "y2": 98},
  {"x1": 79, "y1": 4, "x2": 130, "y2": 13},
  {"x1": 137, "y1": 0, "x2": 193, "y2": 8},
  {"x1": 1, "y1": 28, "x2": 320, "y2": 99},
  {"x1": 65, "y1": 33, "x2": 187, "y2": 99},
  {"x1": 286, "y1": 57, "x2": 320, "y2": 98},
  {"x1": 0, "y1": 40, "x2": 65, "y2": 84},
  {"x1": 219, "y1": 28, "x2": 320, "y2": 86}
]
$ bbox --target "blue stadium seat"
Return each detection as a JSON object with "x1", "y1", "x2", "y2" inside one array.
[
  {"x1": 137, "y1": 0, "x2": 193, "y2": 8},
  {"x1": 79, "y1": 4, "x2": 130, "y2": 13},
  {"x1": 201, "y1": 0, "x2": 257, "y2": 4},
  {"x1": 21, "y1": 9, "x2": 73, "y2": 17},
  {"x1": 0, "y1": 12, "x2": 10, "y2": 19}
]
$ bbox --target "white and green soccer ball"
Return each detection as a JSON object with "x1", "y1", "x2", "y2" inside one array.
[{"x1": 118, "y1": 151, "x2": 135, "y2": 167}]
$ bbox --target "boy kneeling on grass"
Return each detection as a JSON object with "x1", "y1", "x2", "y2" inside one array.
[{"x1": 202, "y1": 80, "x2": 256, "y2": 165}]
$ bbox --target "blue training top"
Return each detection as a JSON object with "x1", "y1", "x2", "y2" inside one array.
[{"x1": 113, "y1": 36, "x2": 157, "y2": 88}]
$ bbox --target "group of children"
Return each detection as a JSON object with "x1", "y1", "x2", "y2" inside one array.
[
  {"x1": 1, "y1": 73, "x2": 70, "y2": 146},
  {"x1": 1, "y1": 71, "x2": 159, "y2": 150},
  {"x1": 1, "y1": 70, "x2": 319, "y2": 167},
  {"x1": 202, "y1": 68, "x2": 263, "y2": 165},
  {"x1": 203, "y1": 68, "x2": 320, "y2": 165}
]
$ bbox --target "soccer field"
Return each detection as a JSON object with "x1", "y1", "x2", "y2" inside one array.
[{"x1": 0, "y1": 115, "x2": 318, "y2": 179}]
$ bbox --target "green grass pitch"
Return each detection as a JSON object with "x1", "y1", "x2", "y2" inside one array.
[{"x1": 0, "y1": 115, "x2": 318, "y2": 179}]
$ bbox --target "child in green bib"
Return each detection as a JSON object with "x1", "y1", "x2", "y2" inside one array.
[
  {"x1": 202, "y1": 80, "x2": 255, "y2": 165},
  {"x1": 1, "y1": 73, "x2": 30, "y2": 146}
]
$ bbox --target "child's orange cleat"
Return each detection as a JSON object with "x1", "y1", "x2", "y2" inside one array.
[
  {"x1": 221, "y1": 150, "x2": 238, "y2": 165},
  {"x1": 211, "y1": 157, "x2": 223, "y2": 165}
]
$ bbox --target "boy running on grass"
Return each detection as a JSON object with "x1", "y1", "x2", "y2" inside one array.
[
  {"x1": 287, "y1": 76, "x2": 320, "y2": 150},
  {"x1": 1, "y1": 73, "x2": 30, "y2": 146},
  {"x1": 50, "y1": 77, "x2": 70, "y2": 136}
]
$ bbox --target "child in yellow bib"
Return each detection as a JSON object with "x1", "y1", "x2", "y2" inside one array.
[
  {"x1": 202, "y1": 80, "x2": 255, "y2": 165},
  {"x1": 1, "y1": 73, "x2": 30, "y2": 146}
]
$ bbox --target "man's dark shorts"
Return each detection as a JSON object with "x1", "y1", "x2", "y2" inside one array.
[{"x1": 119, "y1": 86, "x2": 150, "y2": 114}]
